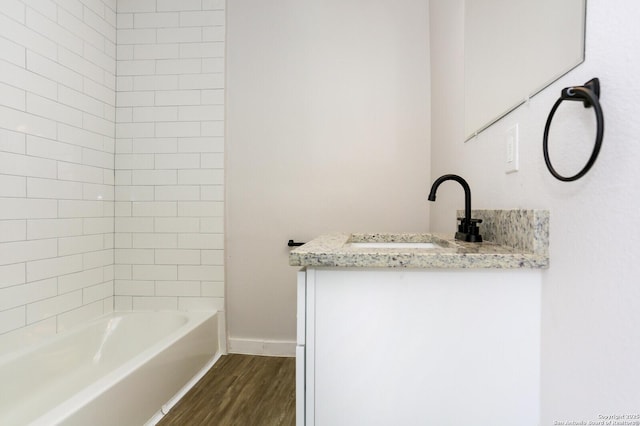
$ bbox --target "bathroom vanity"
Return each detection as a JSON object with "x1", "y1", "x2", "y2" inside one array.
[{"x1": 290, "y1": 210, "x2": 549, "y2": 426}]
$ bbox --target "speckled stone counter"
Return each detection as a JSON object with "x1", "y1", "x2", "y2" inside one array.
[{"x1": 289, "y1": 209, "x2": 549, "y2": 269}]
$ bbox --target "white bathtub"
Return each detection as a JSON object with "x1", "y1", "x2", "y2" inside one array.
[{"x1": 0, "y1": 310, "x2": 220, "y2": 426}]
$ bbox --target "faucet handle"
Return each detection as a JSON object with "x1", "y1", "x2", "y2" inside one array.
[
  {"x1": 456, "y1": 217, "x2": 483, "y2": 242},
  {"x1": 456, "y1": 217, "x2": 483, "y2": 224}
]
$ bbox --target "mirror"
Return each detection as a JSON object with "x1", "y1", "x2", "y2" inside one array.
[{"x1": 464, "y1": 0, "x2": 586, "y2": 140}]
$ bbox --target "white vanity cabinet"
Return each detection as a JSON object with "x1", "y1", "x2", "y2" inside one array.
[{"x1": 296, "y1": 267, "x2": 542, "y2": 426}]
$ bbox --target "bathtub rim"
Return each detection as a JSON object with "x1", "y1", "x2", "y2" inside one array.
[{"x1": 0, "y1": 310, "x2": 207, "y2": 365}]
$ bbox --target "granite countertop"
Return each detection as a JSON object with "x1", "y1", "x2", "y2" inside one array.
[{"x1": 289, "y1": 210, "x2": 549, "y2": 269}]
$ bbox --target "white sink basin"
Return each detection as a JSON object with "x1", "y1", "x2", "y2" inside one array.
[{"x1": 348, "y1": 242, "x2": 440, "y2": 249}]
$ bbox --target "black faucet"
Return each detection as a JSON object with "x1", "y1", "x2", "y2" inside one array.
[{"x1": 428, "y1": 174, "x2": 482, "y2": 242}]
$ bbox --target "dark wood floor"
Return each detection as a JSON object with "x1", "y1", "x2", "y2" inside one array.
[{"x1": 158, "y1": 354, "x2": 296, "y2": 426}]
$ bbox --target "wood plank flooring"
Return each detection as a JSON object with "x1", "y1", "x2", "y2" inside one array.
[{"x1": 157, "y1": 354, "x2": 296, "y2": 426}]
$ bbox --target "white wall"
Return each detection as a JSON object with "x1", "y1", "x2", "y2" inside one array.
[
  {"x1": 226, "y1": 0, "x2": 431, "y2": 354},
  {"x1": 114, "y1": 0, "x2": 225, "y2": 313},
  {"x1": 0, "y1": 0, "x2": 116, "y2": 338},
  {"x1": 430, "y1": 0, "x2": 640, "y2": 420}
]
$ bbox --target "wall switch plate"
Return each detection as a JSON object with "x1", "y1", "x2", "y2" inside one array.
[{"x1": 505, "y1": 124, "x2": 519, "y2": 173}]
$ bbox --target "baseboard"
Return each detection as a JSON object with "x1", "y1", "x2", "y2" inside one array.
[{"x1": 227, "y1": 338, "x2": 296, "y2": 357}]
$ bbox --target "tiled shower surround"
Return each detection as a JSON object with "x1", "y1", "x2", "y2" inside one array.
[
  {"x1": 114, "y1": 1, "x2": 225, "y2": 312},
  {"x1": 0, "y1": 0, "x2": 225, "y2": 338}
]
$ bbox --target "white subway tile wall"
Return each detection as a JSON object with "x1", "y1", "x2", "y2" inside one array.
[
  {"x1": 114, "y1": 0, "x2": 224, "y2": 312},
  {"x1": 0, "y1": 0, "x2": 116, "y2": 336},
  {"x1": 0, "y1": 0, "x2": 225, "y2": 338}
]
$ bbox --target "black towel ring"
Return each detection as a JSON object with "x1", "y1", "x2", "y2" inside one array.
[{"x1": 543, "y1": 78, "x2": 604, "y2": 182}]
